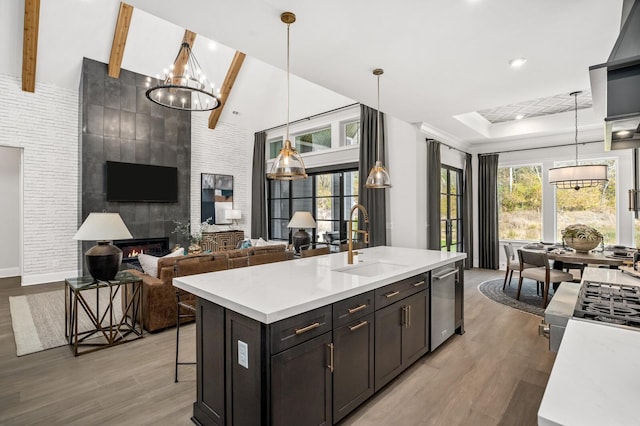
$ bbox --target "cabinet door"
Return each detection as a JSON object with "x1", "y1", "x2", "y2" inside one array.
[
  {"x1": 333, "y1": 314, "x2": 374, "y2": 422},
  {"x1": 271, "y1": 332, "x2": 333, "y2": 426},
  {"x1": 402, "y1": 291, "x2": 429, "y2": 366},
  {"x1": 374, "y1": 302, "x2": 403, "y2": 391}
]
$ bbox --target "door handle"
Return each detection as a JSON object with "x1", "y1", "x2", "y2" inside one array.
[
  {"x1": 327, "y1": 343, "x2": 334, "y2": 373},
  {"x1": 348, "y1": 320, "x2": 368, "y2": 332},
  {"x1": 433, "y1": 269, "x2": 457, "y2": 280}
]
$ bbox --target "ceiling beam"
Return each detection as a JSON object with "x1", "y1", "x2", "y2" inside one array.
[
  {"x1": 108, "y1": 2, "x2": 134, "y2": 79},
  {"x1": 174, "y1": 30, "x2": 197, "y2": 78},
  {"x1": 208, "y1": 51, "x2": 246, "y2": 129},
  {"x1": 22, "y1": 0, "x2": 40, "y2": 92}
]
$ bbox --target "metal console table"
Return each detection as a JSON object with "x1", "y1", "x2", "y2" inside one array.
[{"x1": 65, "y1": 271, "x2": 144, "y2": 356}]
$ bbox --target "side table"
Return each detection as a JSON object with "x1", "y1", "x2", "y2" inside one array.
[{"x1": 64, "y1": 271, "x2": 144, "y2": 356}]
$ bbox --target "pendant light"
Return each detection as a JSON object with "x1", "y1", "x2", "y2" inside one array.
[
  {"x1": 548, "y1": 91, "x2": 607, "y2": 190},
  {"x1": 365, "y1": 68, "x2": 392, "y2": 189},
  {"x1": 266, "y1": 12, "x2": 307, "y2": 181}
]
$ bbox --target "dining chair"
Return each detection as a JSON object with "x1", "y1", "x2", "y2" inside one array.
[
  {"x1": 300, "y1": 242, "x2": 331, "y2": 258},
  {"x1": 502, "y1": 243, "x2": 521, "y2": 289},
  {"x1": 517, "y1": 249, "x2": 574, "y2": 307}
]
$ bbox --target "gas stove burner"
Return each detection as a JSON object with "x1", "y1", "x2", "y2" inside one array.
[
  {"x1": 575, "y1": 281, "x2": 640, "y2": 329},
  {"x1": 595, "y1": 315, "x2": 627, "y2": 325},
  {"x1": 585, "y1": 303, "x2": 639, "y2": 317}
]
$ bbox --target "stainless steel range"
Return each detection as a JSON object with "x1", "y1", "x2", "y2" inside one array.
[{"x1": 540, "y1": 268, "x2": 640, "y2": 351}]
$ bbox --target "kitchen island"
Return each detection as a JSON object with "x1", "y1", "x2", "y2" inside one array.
[{"x1": 174, "y1": 246, "x2": 466, "y2": 425}]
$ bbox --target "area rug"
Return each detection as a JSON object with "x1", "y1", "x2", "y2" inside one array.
[
  {"x1": 9, "y1": 287, "x2": 123, "y2": 356},
  {"x1": 477, "y1": 277, "x2": 550, "y2": 317}
]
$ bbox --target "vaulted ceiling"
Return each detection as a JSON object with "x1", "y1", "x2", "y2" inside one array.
[{"x1": 2, "y1": 0, "x2": 625, "y2": 149}]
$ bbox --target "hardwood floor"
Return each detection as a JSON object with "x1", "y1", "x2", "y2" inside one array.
[{"x1": 0, "y1": 269, "x2": 555, "y2": 425}]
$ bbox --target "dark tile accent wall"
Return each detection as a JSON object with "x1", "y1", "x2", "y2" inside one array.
[{"x1": 80, "y1": 58, "x2": 190, "y2": 265}]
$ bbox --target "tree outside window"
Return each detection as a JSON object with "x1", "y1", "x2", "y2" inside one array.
[
  {"x1": 497, "y1": 165, "x2": 543, "y2": 241},
  {"x1": 555, "y1": 158, "x2": 616, "y2": 244}
]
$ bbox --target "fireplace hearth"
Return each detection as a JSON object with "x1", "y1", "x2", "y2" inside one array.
[{"x1": 114, "y1": 237, "x2": 170, "y2": 265}]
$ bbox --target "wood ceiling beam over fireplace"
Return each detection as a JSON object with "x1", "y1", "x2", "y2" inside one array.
[
  {"x1": 22, "y1": 0, "x2": 40, "y2": 92},
  {"x1": 108, "y1": 2, "x2": 134, "y2": 79},
  {"x1": 208, "y1": 51, "x2": 246, "y2": 130}
]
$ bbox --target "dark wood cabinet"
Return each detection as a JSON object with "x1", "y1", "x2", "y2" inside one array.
[
  {"x1": 455, "y1": 262, "x2": 465, "y2": 334},
  {"x1": 374, "y1": 288, "x2": 430, "y2": 391},
  {"x1": 271, "y1": 332, "x2": 333, "y2": 426},
  {"x1": 332, "y1": 313, "x2": 374, "y2": 422}
]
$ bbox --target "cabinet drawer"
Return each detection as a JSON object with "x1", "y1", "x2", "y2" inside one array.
[
  {"x1": 374, "y1": 274, "x2": 428, "y2": 310},
  {"x1": 270, "y1": 305, "x2": 333, "y2": 354},
  {"x1": 333, "y1": 291, "x2": 374, "y2": 328}
]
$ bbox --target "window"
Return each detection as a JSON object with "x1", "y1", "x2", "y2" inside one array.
[
  {"x1": 343, "y1": 120, "x2": 360, "y2": 146},
  {"x1": 440, "y1": 166, "x2": 462, "y2": 252},
  {"x1": 636, "y1": 218, "x2": 640, "y2": 247},
  {"x1": 268, "y1": 168, "x2": 358, "y2": 243},
  {"x1": 555, "y1": 158, "x2": 616, "y2": 243},
  {"x1": 268, "y1": 137, "x2": 283, "y2": 160},
  {"x1": 497, "y1": 164, "x2": 543, "y2": 241},
  {"x1": 294, "y1": 127, "x2": 331, "y2": 153}
]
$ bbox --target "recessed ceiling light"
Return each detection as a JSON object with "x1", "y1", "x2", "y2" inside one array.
[
  {"x1": 509, "y1": 57, "x2": 527, "y2": 68},
  {"x1": 515, "y1": 114, "x2": 525, "y2": 120}
]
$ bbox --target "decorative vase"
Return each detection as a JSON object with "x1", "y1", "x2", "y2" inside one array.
[
  {"x1": 564, "y1": 237, "x2": 601, "y2": 253},
  {"x1": 188, "y1": 243, "x2": 202, "y2": 254}
]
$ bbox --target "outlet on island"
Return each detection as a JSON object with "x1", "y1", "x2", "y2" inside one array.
[{"x1": 238, "y1": 340, "x2": 249, "y2": 369}]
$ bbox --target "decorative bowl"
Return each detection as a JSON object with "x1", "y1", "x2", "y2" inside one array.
[{"x1": 564, "y1": 237, "x2": 601, "y2": 253}]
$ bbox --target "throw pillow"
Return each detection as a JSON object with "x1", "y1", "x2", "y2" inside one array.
[
  {"x1": 138, "y1": 249, "x2": 184, "y2": 278},
  {"x1": 240, "y1": 239, "x2": 252, "y2": 249},
  {"x1": 255, "y1": 237, "x2": 268, "y2": 247}
]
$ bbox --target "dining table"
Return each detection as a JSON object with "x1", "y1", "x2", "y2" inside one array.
[{"x1": 521, "y1": 243, "x2": 629, "y2": 269}]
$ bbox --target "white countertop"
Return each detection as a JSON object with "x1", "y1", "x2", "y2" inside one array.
[
  {"x1": 173, "y1": 246, "x2": 466, "y2": 324},
  {"x1": 538, "y1": 267, "x2": 640, "y2": 425},
  {"x1": 538, "y1": 319, "x2": 640, "y2": 426}
]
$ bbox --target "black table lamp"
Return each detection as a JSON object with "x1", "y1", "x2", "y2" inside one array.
[
  {"x1": 73, "y1": 213, "x2": 133, "y2": 281},
  {"x1": 288, "y1": 211, "x2": 316, "y2": 253}
]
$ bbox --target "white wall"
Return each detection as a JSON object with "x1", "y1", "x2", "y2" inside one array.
[
  {"x1": 190, "y1": 114, "x2": 253, "y2": 238},
  {"x1": 0, "y1": 73, "x2": 79, "y2": 285},
  {"x1": 0, "y1": 146, "x2": 21, "y2": 277}
]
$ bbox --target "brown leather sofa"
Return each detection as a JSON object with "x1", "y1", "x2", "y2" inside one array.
[{"x1": 126, "y1": 245, "x2": 293, "y2": 332}]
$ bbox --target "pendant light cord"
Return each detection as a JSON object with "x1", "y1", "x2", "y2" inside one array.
[
  {"x1": 574, "y1": 92, "x2": 578, "y2": 165},
  {"x1": 286, "y1": 22, "x2": 290, "y2": 143},
  {"x1": 376, "y1": 74, "x2": 381, "y2": 162}
]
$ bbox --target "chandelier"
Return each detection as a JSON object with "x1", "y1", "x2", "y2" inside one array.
[
  {"x1": 548, "y1": 91, "x2": 607, "y2": 190},
  {"x1": 365, "y1": 68, "x2": 391, "y2": 189},
  {"x1": 266, "y1": 12, "x2": 307, "y2": 180},
  {"x1": 146, "y1": 40, "x2": 221, "y2": 112}
]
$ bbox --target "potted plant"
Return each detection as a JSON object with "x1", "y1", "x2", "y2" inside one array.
[
  {"x1": 173, "y1": 218, "x2": 211, "y2": 254},
  {"x1": 561, "y1": 224, "x2": 603, "y2": 253}
]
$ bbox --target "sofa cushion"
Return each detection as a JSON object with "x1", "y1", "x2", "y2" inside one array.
[{"x1": 138, "y1": 249, "x2": 184, "y2": 278}]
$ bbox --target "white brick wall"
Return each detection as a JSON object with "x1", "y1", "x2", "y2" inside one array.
[
  {"x1": 191, "y1": 114, "x2": 253, "y2": 238},
  {"x1": 0, "y1": 73, "x2": 79, "y2": 285}
]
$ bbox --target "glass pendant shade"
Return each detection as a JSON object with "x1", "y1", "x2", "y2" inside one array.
[
  {"x1": 266, "y1": 139, "x2": 307, "y2": 180},
  {"x1": 548, "y1": 164, "x2": 608, "y2": 190},
  {"x1": 365, "y1": 160, "x2": 392, "y2": 188}
]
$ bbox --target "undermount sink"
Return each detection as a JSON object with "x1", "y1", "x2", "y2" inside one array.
[{"x1": 334, "y1": 261, "x2": 406, "y2": 277}]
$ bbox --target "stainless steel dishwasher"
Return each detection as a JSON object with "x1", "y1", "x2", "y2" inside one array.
[{"x1": 431, "y1": 265, "x2": 457, "y2": 350}]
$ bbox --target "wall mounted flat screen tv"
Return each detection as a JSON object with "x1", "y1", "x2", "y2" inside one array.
[{"x1": 105, "y1": 161, "x2": 178, "y2": 202}]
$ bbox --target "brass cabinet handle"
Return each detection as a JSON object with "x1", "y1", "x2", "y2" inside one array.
[
  {"x1": 413, "y1": 280, "x2": 426, "y2": 287},
  {"x1": 327, "y1": 343, "x2": 334, "y2": 373},
  {"x1": 348, "y1": 320, "x2": 368, "y2": 331},
  {"x1": 385, "y1": 290, "x2": 400, "y2": 298},
  {"x1": 294, "y1": 322, "x2": 320, "y2": 335},
  {"x1": 401, "y1": 306, "x2": 407, "y2": 327},
  {"x1": 407, "y1": 305, "x2": 412, "y2": 328},
  {"x1": 347, "y1": 304, "x2": 368, "y2": 314}
]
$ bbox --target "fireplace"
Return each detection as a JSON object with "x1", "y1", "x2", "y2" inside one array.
[{"x1": 114, "y1": 237, "x2": 170, "y2": 265}]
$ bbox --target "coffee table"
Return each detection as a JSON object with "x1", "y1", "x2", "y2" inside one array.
[{"x1": 65, "y1": 270, "x2": 143, "y2": 356}]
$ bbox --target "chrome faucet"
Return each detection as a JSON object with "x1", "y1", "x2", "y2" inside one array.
[{"x1": 347, "y1": 204, "x2": 369, "y2": 264}]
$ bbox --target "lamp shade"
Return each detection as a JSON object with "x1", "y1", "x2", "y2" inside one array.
[
  {"x1": 287, "y1": 211, "x2": 316, "y2": 229},
  {"x1": 73, "y1": 213, "x2": 133, "y2": 241},
  {"x1": 548, "y1": 164, "x2": 608, "y2": 190},
  {"x1": 225, "y1": 209, "x2": 242, "y2": 220}
]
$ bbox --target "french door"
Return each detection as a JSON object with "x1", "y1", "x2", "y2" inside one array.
[{"x1": 440, "y1": 165, "x2": 462, "y2": 252}]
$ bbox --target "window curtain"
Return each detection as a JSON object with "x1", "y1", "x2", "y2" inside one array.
[
  {"x1": 251, "y1": 131, "x2": 267, "y2": 239},
  {"x1": 426, "y1": 139, "x2": 441, "y2": 250},
  {"x1": 478, "y1": 153, "x2": 499, "y2": 269},
  {"x1": 358, "y1": 104, "x2": 386, "y2": 246},
  {"x1": 462, "y1": 153, "x2": 474, "y2": 269}
]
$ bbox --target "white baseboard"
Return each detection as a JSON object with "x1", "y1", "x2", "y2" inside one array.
[
  {"x1": 21, "y1": 269, "x2": 82, "y2": 286},
  {"x1": 0, "y1": 267, "x2": 20, "y2": 278}
]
